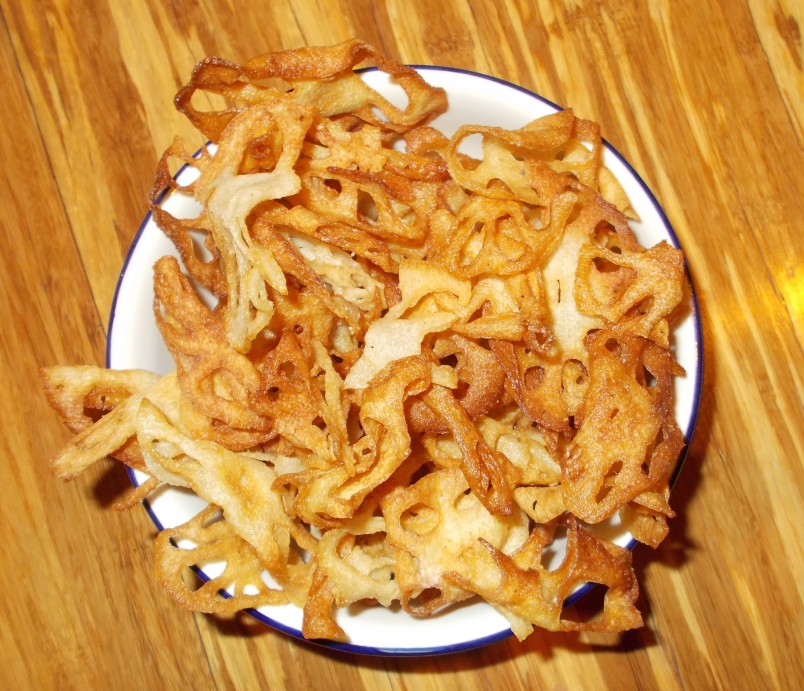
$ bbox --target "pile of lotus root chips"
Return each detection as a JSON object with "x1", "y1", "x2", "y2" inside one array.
[{"x1": 42, "y1": 40, "x2": 688, "y2": 643}]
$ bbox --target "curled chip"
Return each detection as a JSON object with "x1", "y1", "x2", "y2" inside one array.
[
  {"x1": 42, "y1": 41, "x2": 689, "y2": 644},
  {"x1": 175, "y1": 39, "x2": 447, "y2": 143},
  {"x1": 407, "y1": 334, "x2": 506, "y2": 434},
  {"x1": 154, "y1": 255, "x2": 274, "y2": 446},
  {"x1": 443, "y1": 515, "x2": 642, "y2": 640}
]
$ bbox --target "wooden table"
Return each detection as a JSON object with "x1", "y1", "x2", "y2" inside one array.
[{"x1": 1, "y1": 1, "x2": 802, "y2": 688}]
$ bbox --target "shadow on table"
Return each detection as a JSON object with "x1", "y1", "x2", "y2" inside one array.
[
  {"x1": 206, "y1": 597, "x2": 655, "y2": 668},
  {"x1": 91, "y1": 458, "x2": 138, "y2": 508},
  {"x1": 652, "y1": 277, "x2": 715, "y2": 573}
]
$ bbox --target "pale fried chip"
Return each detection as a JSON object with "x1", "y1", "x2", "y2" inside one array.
[
  {"x1": 343, "y1": 260, "x2": 470, "y2": 389},
  {"x1": 316, "y1": 529, "x2": 399, "y2": 608},
  {"x1": 478, "y1": 413, "x2": 563, "y2": 485},
  {"x1": 382, "y1": 466, "x2": 529, "y2": 610},
  {"x1": 598, "y1": 166, "x2": 639, "y2": 220},
  {"x1": 513, "y1": 485, "x2": 565, "y2": 524},
  {"x1": 196, "y1": 97, "x2": 315, "y2": 351},
  {"x1": 46, "y1": 370, "x2": 180, "y2": 480},
  {"x1": 137, "y1": 399, "x2": 315, "y2": 596}
]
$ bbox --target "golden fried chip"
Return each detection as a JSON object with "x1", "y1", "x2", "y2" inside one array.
[
  {"x1": 112, "y1": 476, "x2": 160, "y2": 512},
  {"x1": 562, "y1": 331, "x2": 679, "y2": 523},
  {"x1": 149, "y1": 139, "x2": 228, "y2": 299},
  {"x1": 444, "y1": 110, "x2": 576, "y2": 202},
  {"x1": 302, "y1": 565, "x2": 348, "y2": 641},
  {"x1": 41, "y1": 366, "x2": 161, "y2": 434},
  {"x1": 251, "y1": 329, "x2": 336, "y2": 463},
  {"x1": 175, "y1": 40, "x2": 447, "y2": 142},
  {"x1": 422, "y1": 385, "x2": 520, "y2": 516},
  {"x1": 154, "y1": 504, "x2": 292, "y2": 613},
  {"x1": 407, "y1": 334, "x2": 505, "y2": 433},
  {"x1": 293, "y1": 355, "x2": 431, "y2": 525},
  {"x1": 251, "y1": 217, "x2": 364, "y2": 327},
  {"x1": 575, "y1": 240, "x2": 685, "y2": 348},
  {"x1": 444, "y1": 515, "x2": 642, "y2": 639},
  {"x1": 491, "y1": 339, "x2": 572, "y2": 434},
  {"x1": 243, "y1": 40, "x2": 448, "y2": 132},
  {"x1": 430, "y1": 195, "x2": 562, "y2": 279},
  {"x1": 154, "y1": 255, "x2": 274, "y2": 440}
]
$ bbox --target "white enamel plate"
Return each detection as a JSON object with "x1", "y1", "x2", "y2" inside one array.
[{"x1": 108, "y1": 67, "x2": 703, "y2": 656}]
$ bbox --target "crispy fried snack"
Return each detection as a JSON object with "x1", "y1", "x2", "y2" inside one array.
[
  {"x1": 175, "y1": 40, "x2": 447, "y2": 143},
  {"x1": 444, "y1": 514, "x2": 642, "y2": 640},
  {"x1": 154, "y1": 504, "x2": 294, "y2": 613},
  {"x1": 42, "y1": 41, "x2": 688, "y2": 643}
]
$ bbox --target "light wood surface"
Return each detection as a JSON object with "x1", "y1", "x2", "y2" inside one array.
[{"x1": 1, "y1": 1, "x2": 803, "y2": 688}]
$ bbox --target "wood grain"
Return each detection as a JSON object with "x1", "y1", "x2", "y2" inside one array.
[
  {"x1": 1, "y1": 0, "x2": 803, "y2": 689},
  {"x1": 0, "y1": 12, "x2": 215, "y2": 689}
]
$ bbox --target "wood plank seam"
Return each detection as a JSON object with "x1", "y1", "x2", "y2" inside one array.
[
  {"x1": 192, "y1": 613, "x2": 222, "y2": 691},
  {"x1": 745, "y1": 1, "x2": 804, "y2": 152},
  {"x1": 459, "y1": 0, "x2": 491, "y2": 73}
]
